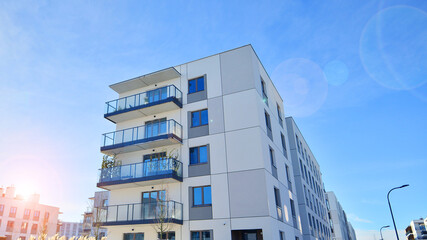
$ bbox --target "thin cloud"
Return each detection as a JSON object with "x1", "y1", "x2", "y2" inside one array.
[{"x1": 348, "y1": 213, "x2": 373, "y2": 223}]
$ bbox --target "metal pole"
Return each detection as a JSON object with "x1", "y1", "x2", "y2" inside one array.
[
  {"x1": 387, "y1": 185, "x2": 409, "y2": 240},
  {"x1": 380, "y1": 225, "x2": 390, "y2": 240}
]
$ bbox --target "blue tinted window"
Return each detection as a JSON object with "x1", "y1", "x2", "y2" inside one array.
[
  {"x1": 197, "y1": 77, "x2": 205, "y2": 91},
  {"x1": 202, "y1": 231, "x2": 211, "y2": 240},
  {"x1": 193, "y1": 187, "x2": 202, "y2": 206},
  {"x1": 190, "y1": 147, "x2": 198, "y2": 164},
  {"x1": 199, "y1": 146, "x2": 207, "y2": 163},
  {"x1": 188, "y1": 76, "x2": 205, "y2": 94},
  {"x1": 191, "y1": 232, "x2": 200, "y2": 240},
  {"x1": 192, "y1": 111, "x2": 200, "y2": 127},
  {"x1": 204, "y1": 186, "x2": 212, "y2": 205},
  {"x1": 188, "y1": 79, "x2": 197, "y2": 93},
  {"x1": 201, "y1": 109, "x2": 208, "y2": 125}
]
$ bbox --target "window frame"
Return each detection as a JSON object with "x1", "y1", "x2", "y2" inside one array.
[
  {"x1": 281, "y1": 133, "x2": 287, "y2": 156},
  {"x1": 31, "y1": 224, "x2": 38, "y2": 234},
  {"x1": 23, "y1": 209, "x2": 31, "y2": 220},
  {"x1": 277, "y1": 103, "x2": 283, "y2": 127},
  {"x1": 192, "y1": 185, "x2": 212, "y2": 207},
  {"x1": 21, "y1": 222, "x2": 28, "y2": 233},
  {"x1": 264, "y1": 111, "x2": 272, "y2": 131},
  {"x1": 191, "y1": 230, "x2": 212, "y2": 240},
  {"x1": 188, "y1": 76, "x2": 205, "y2": 94},
  {"x1": 189, "y1": 145, "x2": 208, "y2": 165},
  {"x1": 6, "y1": 221, "x2": 14, "y2": 232},
  {"x1": 9, "y1": 207, "x2": 17, "y2": 218},
  {"x1": 261, "y1": 77, "x2": 268, "y2": 104},
  {"x1": 191, "y1": 109, "x2": 209, "y2": 127}
]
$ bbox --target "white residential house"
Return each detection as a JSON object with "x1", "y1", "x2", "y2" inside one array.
[
  {"x1": 97, "y1": 45, "x2": 304, "y2": 240},
  {"x1": 59, "y1": 222, "x2": 82, "y2": 239},
  {"x1": 0, "y1": 186, "x2": 60, "y2": 240},
  {"x1": 325, "y1": 192, "x2": 355, "y2": 240}
]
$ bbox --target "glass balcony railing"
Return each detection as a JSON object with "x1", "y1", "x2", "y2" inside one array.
[
  {"x1": 101, "y1": 119, "x2": 182, "y2": 149},
  {"x1": 98, "y1": 158, "x2": 183, "y2": 186},
  {"x1": 105, "y1": 85, "x2": 182, "y2": 115},
  {"x1": 97, "y1": 201, "x2": 183, "y2": 225}
]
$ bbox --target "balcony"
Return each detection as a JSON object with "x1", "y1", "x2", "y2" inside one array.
[
  {"x1": 98, "y1": 201, "x2": 183, "y2": 226},
  {"x1": 97, "y1": 158, "x2": 183, "y2": 190},
  {"x1": 105, "y1": 85, "x2": 182, "y2": 123},
  {"x1": 101, "y1": 119, "x2": 182, "y2": 155},
  {"x1": 110, "y1": 67, "x2": 181, "y2": 94}
]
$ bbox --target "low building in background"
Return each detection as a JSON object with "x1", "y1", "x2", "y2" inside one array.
[
  {"x1": 59, "y1": 221, "x2": 82, "y2": 239},
  {"x1": 0, "y1": 186, "x2": 60, "y2": 240},
  {"x1": 325, "y1": 191, "x2": 354, "y2": 240},
  {"x1": 82, "y1": 191, "x2": 109, "y2": 240},
  {"x1": 405, "y1": 218, "x2": 427, "y2": 240}
]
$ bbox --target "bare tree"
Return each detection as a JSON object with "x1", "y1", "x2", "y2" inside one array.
[
  {"x1": 152, "y1": 183, "x2": 174, "y2": 240},
  {"x1": 86, "y1": 198, "x2": 107, "y2": 240},
  {"x1": 38, "y1": 219, "x2": 48, "y2": 240}
]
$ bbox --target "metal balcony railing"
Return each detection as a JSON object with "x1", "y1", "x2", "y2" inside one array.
[
  {"x1": 105, "y1": 85, "x2": 182, "y2": 115},
  {"x1": 101, "y1": 119, "x2": 182, "y2": 148},
  {"x1": 98, "y1": 158, "x2": 183, "y2": 185},
  {"x1": 97, "y1": 201, "x2": 183, "y2": 225}
]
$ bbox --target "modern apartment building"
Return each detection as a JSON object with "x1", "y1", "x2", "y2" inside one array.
[
  {"x1": 0, "y1": 186, "x2": 60, "y2": 240},
  {"x1": 325, "y1": 192, "x2": 351, "y2": 240},
  {"x1": 347, "y1": 223, "x2": 356, "y2": 240},
  {"x1": 286, "y1": 117, "x2": 332, "y2": 240},
  {"x1": 405, "y1": 218, "x2": 427, "y2": 240},
  {"x1": 97, "y1": 45, "x2": 303, "y2": 240},
  {"x1": 59, "y1": 222, "x2": 82, "y2": 239},
  {"x1": 82, "y1": 191, "x2": 109, "y2": 239}
]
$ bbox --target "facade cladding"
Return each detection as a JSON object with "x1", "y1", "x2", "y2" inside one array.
[{"x1": 97, "y1": 45, "x2": 356, "y2": 240}]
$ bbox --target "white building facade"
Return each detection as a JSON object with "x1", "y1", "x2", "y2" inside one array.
[
  {"x1": 0, "y1": 186, "x2": 60, "y2": 240},
  {"x1": 97, "y1": 45, "x2": 304, "y2": 240},
  {"x1": 325, "y1": 192, "x2": 351, "y2": 240},
  {"x1": 59, "y1": 222, "x2": 82, "y2": 239},
  {"x1": 286, "y1": 117, "x2": 332, "y2": 240}
]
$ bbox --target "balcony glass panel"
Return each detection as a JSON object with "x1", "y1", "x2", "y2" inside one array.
[
  {"x1": 98, "y1": 201, "x2": 183, "y2": 224},
  {"x1": 105, "y1": 85, "x2": 182, "y2": 115},
  {"x1": 101, "y1": 119, "x2": 182, "y2": 148},
  {"x1": 99, "y1": 158, "x2": 183, "y2": 184}
]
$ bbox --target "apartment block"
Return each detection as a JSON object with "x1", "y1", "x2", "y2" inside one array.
[
  {"x1": 0, "y1": 186, "x2": 60, "y2": 240},
  {"x1": 325, "y1": 192, "x2": 353, "y2": 240},
  {"x1": 286, "y1": 117, "x2": 332, "y2": 240},
  {"x1": 82, "y1": 191, "x2": 109, "y2": 239},
  {"x1": 97, "y1": 45, "x2": 303, "y2": 240},
  {"x1": 405, "y1": 218, "x2": 427, "y2": 240},
  {"x1": 59, "y1": 222, "x2": 82, "y2": 239}
]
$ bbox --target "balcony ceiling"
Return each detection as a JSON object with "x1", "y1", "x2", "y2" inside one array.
[{"x1": 110, "y1": 67, "x2": 181, "y2": 94}]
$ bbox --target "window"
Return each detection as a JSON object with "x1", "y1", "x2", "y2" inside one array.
[
  {"x1": 123, "y1": 233, "x2": 144, "y2": 240},
  {"x1": 6, "y1": 221, "x2": 14, "y2": 232},
  {"x1": 33, "y1": 211, "x2": 40, "y2": 221},
  {"x1": 158, "y1": 232, "x2": 175, "y2": 240},
  {"x1": 191, "y1": 109, "x2": 208, "y2": 127},
  {"x1": 188, "y1": 76, "x2": 205, "y2": 94},
  {"x1": 261, "y1": 77, "x2": 268, "y2": 105},
  {"x1": 9, "y1": 207, "x2": 17, "y2": 218},
  {"x1": 190, "y1": 145, "x2": 208, "y2": 164},
  {"x1": 24, "y1": 209, "x2": 31, "y2": 220},
  {"x1": 193, "y1": 186, "x2": 212, "y2": 206},
  {"x1": 304, "y1": 165, "x2": 308, "y2": 181},
  {"x1": 281, "y1": 133, "x2": 287, "y2": 157},
  {"x1": 21, "y1": 222, "x2": 28, "y2": 233},
  {"x1": 191, "y1": 231, "x2": 211, "y2": 240},
  {"x1": 285, "y1": 164, "x2": 292, "y2": 191},
  {"x1": 265, "y1": 111, "x2": 272, "y2": 132},
  {"x1": 145, "y1": 118, "x2": 167, "y2": 138},
  {"x1": 0, "y1": 204, "x2": 4, "y2": 216},
  {"x1": 280, "y1": 231, "x2": 285, "y2": 240},
  {"x1": 277, "y1": 104, "x2": 283, "y2": 127},
  {"x1": 290, "y1": 199, "x2": 296, "y2": 218},
  {"x1": 102, "y1": 199, "x2": 108, "y2": 207},
  {"x1": 31, "y1": 224, "x2": 38, "y2": 235},
  {"x1": 44, "y1": 212, "x2": 50, "y2": 221},
  {"x1": 299, "y1": 160, "x2": 305, "y2": 179},
  {"x1": 296, "y1": 135, "x2": 300, "y2": 153},
  {"x1": 269, "y1": 147, "x2": 277, "y2": 171},
  {"x1": 274, "y1": 187, "x2": 283, "y2": 221}
]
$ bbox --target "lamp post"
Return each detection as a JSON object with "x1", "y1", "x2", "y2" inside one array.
[
  {"x1": 387, "y1": 184, "x2": 409, "y2": 240},
  {"x1": 380, "y1": 225, "x2": 390, "y2": 240}
]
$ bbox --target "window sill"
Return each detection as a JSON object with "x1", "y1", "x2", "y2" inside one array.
[
  {"x1": 189, "y1": 162, "x2": 208, "y2": 166},
  {"x1": 192, "y1": 204, "x2": 212, "y2": 208},
  {"x1": 191, "y1": 124, "x2": 209, "y2": 128},
  {"x1": 188, "y1": 90, "x2": 205, "y2": 95}
]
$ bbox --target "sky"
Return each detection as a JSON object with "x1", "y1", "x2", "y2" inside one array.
[{"x1": 0, "y1": 1, "x2": 426, "y2": 240}]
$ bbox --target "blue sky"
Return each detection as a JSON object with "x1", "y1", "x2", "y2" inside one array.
[{"x1": 0, "y1": 1, "x2": 425, "y2": 239}]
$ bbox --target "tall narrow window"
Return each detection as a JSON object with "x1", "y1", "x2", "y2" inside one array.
[
  {"x1": 193, "y1": 186, "x2": 212, "y2": 206},
  {"x1": 23, "y1": 209, "x2": 31, "y2": 220},
  {"x1": 33, "y1": 211, "x2": 40, "y2": 221},
  {"x1": 296, "y1": 135, "x2": 300, "y2": 153},
  {"x1": 265, "y1": 111, "x2": 272, "y2": 139},
  {"x1": 281, "y1": 133, "x2": 287, "y2": 157},
  {"x1": 0, "y1": 204, "x2": 4, "y2": 216},
  {"x1": 261, "y1": 77, "x2": 268, "y2": 105},
  {"x1": 191, "y1": 109, "x2": 208, "y2": 127},
  {"x1": 9, "y1": 207, "x2": 17, "y2": 218},
  {"x1": 277, "y1": 103, "x2": 283, "y2": 127},
  {"x1": 280, "y1": 231, "x2": 285, "y2": 240},
  {"x1": 274, "y1": 187, "x2": 283, "y2": 221},
  {"x1": 6, "y1": 221, "x2": 14, "y2": 232},
  {"x1": 188, "y1": 76, "x2": 205, "y2": 94},
  {"x1": 190, "y1": 145, "x2": 208, "y2": 164},
  {"x1": 44, "y1": 212, "x2": 50, "y2": 221},
  {"x1": 21, "y1": 222, "x2": 28, "y2": 233},
  {"x1": 285, "y1": 164, "x2": 292, "y2": 192}
]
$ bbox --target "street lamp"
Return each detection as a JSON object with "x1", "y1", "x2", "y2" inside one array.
[
  {"x1": 387, "y1": 184, "x2": 409, "y2": 240},
  {"x1": 380, "y1": 225, "x2": 390, "y2": 240}
]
